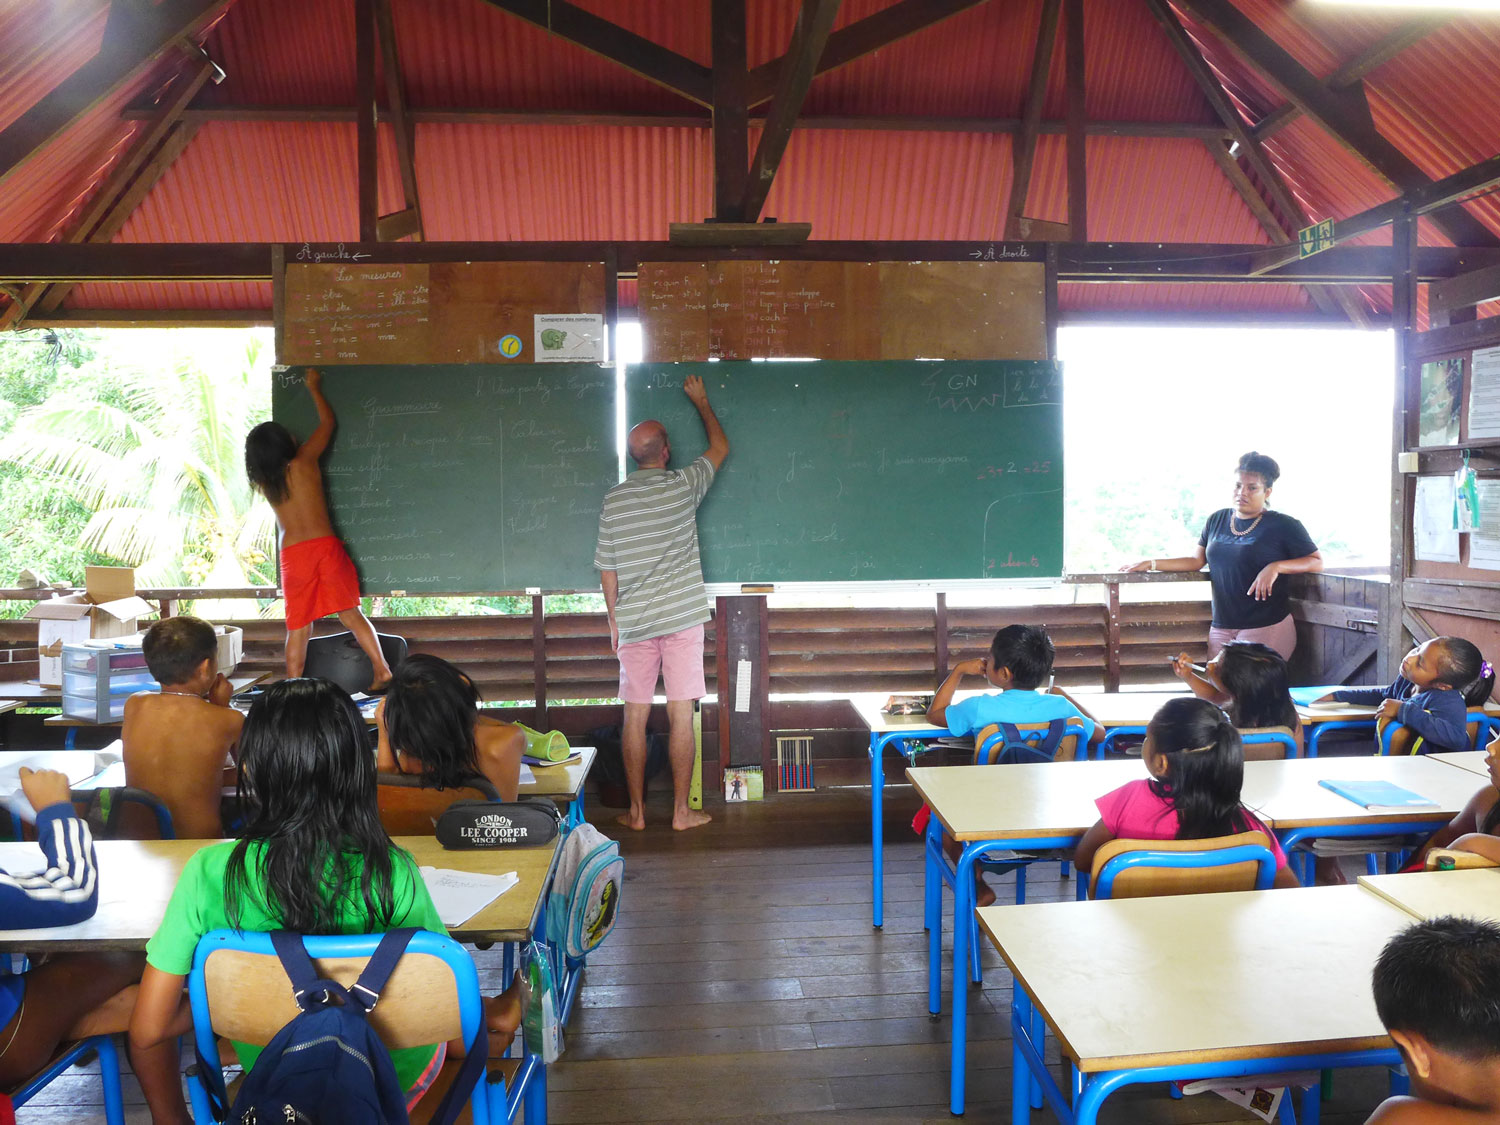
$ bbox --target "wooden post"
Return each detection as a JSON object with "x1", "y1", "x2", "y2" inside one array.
[
  {"x1": 711, "y1": 0, "x2": 749, "y2": 222},
  {"x1": 1044, "y1": 243, "x2": 1060, "y2": 359},
  {"x1": 355, "y1": 0, "x2": 379, "y2": 244},
  {"x1": 1064, "y1": 0, "x2": 1087, "y2": 242},
  {"x1": 718, "y1": 595, "x2": 769, "y2": 790},
  {"x1": 1104, "y1": 579, "x2": 1122, "y2": 691},
  {"x1": 715, "y1": 596, "x2": 730, "y2": 793},
  {"x1": 1382, "y1": 204, "x2": 1417, "y2": 681},
  {"x1": 934, "y1": 592, "x2": 949, "y2": 679},
  {"x1": 531, "y1": 593, "x2": 548, "y2": 730}
]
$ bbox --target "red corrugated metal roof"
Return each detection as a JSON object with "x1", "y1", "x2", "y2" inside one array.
[{"x1": 4, "y1": 0, "x2": 1500, "y2": 324}]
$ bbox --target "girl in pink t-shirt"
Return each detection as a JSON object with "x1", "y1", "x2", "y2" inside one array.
[{"x1": 1073, "y1": 696, "x2": 1299, "y2": 891}]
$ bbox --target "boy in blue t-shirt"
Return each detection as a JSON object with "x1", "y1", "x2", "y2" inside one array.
[
  {"x1": 926, "y1": 625, "x2": 1101, "y2": 905},
  {"x1": 928, "y1": 624, "x2": 1099, "y2": 750}
]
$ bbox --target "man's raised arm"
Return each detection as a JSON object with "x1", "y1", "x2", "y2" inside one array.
[{"x1": 684, "y1": 375, "x2": 728, "y2": 471}]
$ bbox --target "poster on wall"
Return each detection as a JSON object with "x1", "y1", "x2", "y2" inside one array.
[
  {"x1": 1414, "y1": 474, "x2": 1460, "y2": 562},
  {"x1": 1469, "y1": 346, "x2": 1500, "y2": 442},
  {"x1": 1419, "y1": 357, "x2": 1463, "y2": 447},
  {"x1": 1470, "y1": 478, "x2": 1500, "y2": 571}
]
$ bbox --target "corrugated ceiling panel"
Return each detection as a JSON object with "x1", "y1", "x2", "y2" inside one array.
[
  {"x1": 0, "y1": 3, "x2": 109, "y2": 132},
  {"x1": 66, "y1": 280, "x2": 273, "y2": 311},
  {"x1": 1061, "y1": 280, "x2": 1313, "y2": 315}
]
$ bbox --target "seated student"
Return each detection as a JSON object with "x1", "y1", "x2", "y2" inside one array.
[
  {"x1": 0, "y1": 767, "x2": 191, "y2": 1123},
  {"x1": 1366, "y1": 916, "x2": 1500, "y2": 1123},
  {"x1": 1172, "y1": 641, "x2": 1303, "y2": 755},
  {"x1": 1074, "y1": 696, "x2": 1300, "y2": 890},
  {"x1": 1408, "y1": 730, "x2": 1500, "y2": 870},
  {"x1": 129, "y1": 679, "x2": 521, "y2": 1113},
  {"x1": 1314, "y1": 637, "x2": 1495, "y2": 756},
  {"x1": 122, "y1": 615, "x2": 244, "y2": 839},
  {"x1": 926, "y1": 625, "x2": 1100, "y2": 906},
  {"x1": 375, "y1": 654, "x2": 526, "y2": 802}
]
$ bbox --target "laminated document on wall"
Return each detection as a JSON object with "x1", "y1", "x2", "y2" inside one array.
[
  {"x1": 1471, "y1": 479, "x2": 1500, "y2": 571},
  {"x1": 1470, "y1": 345, "x2": 1500, "y2": 441},
  {"x1": 735, "y1": 660, "x2": 752, "y2": 713},
  {"x1": 1414, "y1": 475, "x2": 1460, "y2": 562}
]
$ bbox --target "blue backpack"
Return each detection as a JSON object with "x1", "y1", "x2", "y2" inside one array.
[
  {"x1": 198, "y1": 928, "x2": 485, "y2": 1125},
  {"x1": 974, "y1": 719, "x2": 1070, "y2": 765}
]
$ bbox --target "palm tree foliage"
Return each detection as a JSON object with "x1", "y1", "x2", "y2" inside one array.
[{"x1": 0, "y1": 329, "x2": 275, "y2": 589}]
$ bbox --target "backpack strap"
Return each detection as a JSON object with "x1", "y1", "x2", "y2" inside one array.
[
  {"x1": 348, "y1": 927, "x2": 418, "y2": 1013},
  {"x1": 1001, "y1": 719, "x2": 1067, "y2": 758},
  {"x1": 426, "y1": 1019, "x2": 489, "y2": 1125}
]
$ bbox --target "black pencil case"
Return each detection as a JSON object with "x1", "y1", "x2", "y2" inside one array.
[{"x1": 435, "y1": 799, "x2": 562, "y2": 848}]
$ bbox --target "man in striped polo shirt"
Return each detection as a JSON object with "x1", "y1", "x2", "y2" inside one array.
[{"x1": 596, "y1": 374, "x2": 729, "y2": 831}]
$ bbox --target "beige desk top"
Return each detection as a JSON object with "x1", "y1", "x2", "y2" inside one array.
[
  {"x1": 0, "y1": 681, "x2": 61, "y2": 704},
  {"x1": 44, "y1": 674, "x2": 270, "y2": 727},
  {"x1": 1060, "y1": 690, "x2": 1187, "y2": 728},
  {"x1": 1359, "y1": 868, "x2": 1500, "y2": 925},
  {"x1": 518, "y1": 746, "x2": 595, "y2": 802},
  {"x1": 1298, "y1": 698, "x2": 1500, "y2": 725},
  {"x1": 848, "y1": 691, "x2": 983, "y2": 734},
  {"x1": 0, "y1": 701, "x2": 18, "y2": 717},
  {"x1": 0, "y1": 834, "x2": 560, "y2": 952},
  {"x1": 1429, "y1": 750, "x2": 1492, "y2": 779},
  {"x1": 908, "y1": 759, "x2": 1144, "y2": 842},
  {"x1": 978, "y1": 884, "x2": 1407, "y2": 1072},
  {"x1": 1241, "y1": 754, "x2": 1481, "y2": 829}
]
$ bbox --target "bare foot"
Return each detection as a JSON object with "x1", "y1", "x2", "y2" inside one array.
[
  {"x1": 485, "y1": 973, "x2": 523, "y2": 1041},
  {"x1": 672, "y1": 808, "x2": 712, "y2": 831},
  {"x1": 617, "y1": 810, "x2": 646, "y2": 831},
  {"x1": 367, "y1": 677, "x2": 392, "y2": 695}
]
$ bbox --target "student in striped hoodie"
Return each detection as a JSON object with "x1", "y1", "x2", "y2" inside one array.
[{"x1": 0, "y1": 767, "x2": 190, "y2": 1123}]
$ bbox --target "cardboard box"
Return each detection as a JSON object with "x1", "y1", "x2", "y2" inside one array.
[
  {"x1": 114, "y1": 623, "x2": 244, "y2": 677},
  {"x1": 24, "y1": 567, "x2": 155, "y2": 686}
]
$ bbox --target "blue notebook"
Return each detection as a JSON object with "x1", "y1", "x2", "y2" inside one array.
[{"x1": 1318, "y1": 779, "x2": 1438, "y2": 811}]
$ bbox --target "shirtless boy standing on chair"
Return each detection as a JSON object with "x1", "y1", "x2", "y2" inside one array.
[
  {"x1": 122, "y1": 616, "x2": 243, "y2": 839},
  {"x1": 244, "y1": 368, "x2": 392, "y2": 689}
]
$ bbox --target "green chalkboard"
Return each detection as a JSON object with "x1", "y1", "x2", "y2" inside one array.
[
  {"x1": 625, "y1": 361, "x2": 1063, "y2": 582},
  {"x1": 271, "y1": 364, "x2": 618, "y2": 592}
]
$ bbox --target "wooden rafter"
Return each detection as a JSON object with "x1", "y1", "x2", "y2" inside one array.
[
  {"x1": 741, "y1": 0, "x2": 843, "y2": 223},
  {"x1": 121, "y1": 103, "x2": 1240, "y2": 139},
  {"x1": 1064, "y1": 0, "x2": 1086, "y2": 241},
  {"x1": 373, "y1": 0, "x2": 422, "y2": 241},
  {"x1": 0, "y1": 0, "x2": 231, "y2": 194},
  {"x1": 712, "y1": 0, "x2": 750, "y2": 221},
  {"x1": 479, "y1": 0, "x2": 712, "y2": 107},
  {"x1": 746, "y1": 0, "x2": 995, "y2": 106},
  {"x1": 1173, "y1": 0, "x2": 1497, "y2": 249},
  {"x1": 1004, "y1": 0, "x2": 1062, "y2": 241},
  {"x1": 0, "y1": 59, "x2": 214, "y2": 330},
  {"x1": 1254, "y1": 15, "x2": 1446, "y2": 142},
  {"x1": 1143, "y1": 0, "x2": 1363, "y2": 324},
  {"x1": 356, "y1": 0, "x2": 378, "y2": 243}
]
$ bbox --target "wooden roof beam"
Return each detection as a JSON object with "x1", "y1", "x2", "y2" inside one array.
[
  {"x1": 1143, "y1": 0, "x2": 1364, "y2": 324},
  {"x1": 1064, "y1": 0, "x2": 1086, "y2": 241},
  {"x1": 374, "y1": 0, "x2": 422, "y2": 241},
  {"x1": 1004, "y1": 0, "x2": 1062, "y2": 241},
  {"x1": 1253, "y1": 15, "x2": 1446, "y2": 142},
  {"x1": 0, "y1": 0, "x2": 232, "y2": 194},
  {"x1": 741, "y1": 0, "x2": 843, "y2": 222},
  {"x1": 1172, "y1": 0, "x2": 1497, "y2": 249},
  {"x1": 712, "y1": 0, "x2": 750, "y2": 221},
  {"x1": 479, "y1": 0, "x2": 713, "y2": 107},
  {"x1": 747, "y1": 0, "x2": 996, "y2": 107}
]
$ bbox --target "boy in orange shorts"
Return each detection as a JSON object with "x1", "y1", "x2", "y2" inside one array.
[{"x1": 245, "y1": 368, "x2": 392, "y2": 689}]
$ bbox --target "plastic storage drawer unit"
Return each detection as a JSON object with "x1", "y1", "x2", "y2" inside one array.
[{"x1": 61, "y1": 642, "x2": 159, "y2": 722}]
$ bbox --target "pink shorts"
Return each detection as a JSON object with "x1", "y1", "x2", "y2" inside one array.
[
  {"x1": 618, "y1": 624, "x2": 706, "y2": 703},
  {"x1": 1208, "y1": 614, "x2": 1298, "y2": 662}
]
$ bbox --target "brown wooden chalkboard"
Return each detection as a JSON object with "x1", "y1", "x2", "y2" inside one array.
[
  {"x1": 278, "y1": 260, "x2": 605, "y2": 365},
  {"x1": 638, "y1": 260, "x2": 1047, "y2": 361}
]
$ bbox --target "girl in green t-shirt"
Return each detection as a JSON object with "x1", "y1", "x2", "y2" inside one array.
[{"x1": 129, "y1": 678, "x2": 521, "y2": 1107}]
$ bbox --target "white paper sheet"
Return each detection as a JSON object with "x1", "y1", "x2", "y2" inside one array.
[
  {"x1": 735, "y1": 660, "x2": 752, "y2": 713},
  {"x1": 517, "y1": 764, "x2": 536, "y2": 786},
  {"x1": 1470, "y1": 345, "x2": 1500, "y2": 441},
  {"x1": 1471, "y1": 478, "x2": 1500, "y2": 570},
  {"x1": 1414, "y1": 475, "x2": 1460, "y2": 562},
  {"x1": 419, "y1": 866, "x2": 520, "y2": 926}
]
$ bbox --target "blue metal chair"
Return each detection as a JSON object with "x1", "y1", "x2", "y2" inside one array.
[
  {"x1": 186, "y1": 929, "x2": 545, "y2": 1125},
  {"x1": 1084, "y1": 832, "x2": 1279, "y2": 900},
  {"x1": 1377, "y1": 710, "x2": 1494, "y2": 756},
  {"x1": 1239, "y1": 726, "x2": 1300, "y2": 760},
  {"x1": 4, "y1": 1036, "x2": 125, "y2": 1125}
]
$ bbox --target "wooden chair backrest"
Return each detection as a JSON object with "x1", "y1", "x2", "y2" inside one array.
[
  {"x1": 1237, "y1": 725, "x2": 1298, "y2": 761},
  {"x1": 973, "y1": 721, "x2": 1081, "y2": 764},
  {"x1": 1090, "y1": 830, "x2": 1276, "y2": 899},
  {"x1": 203, "y1": 947, "x2": 461, "y2": 1048},
  {"x1": 376, "y1": 772, "x2": 499, "y2": 835},
  {"x1": 1377, "y1": 710, "x2": 1487, "y2": 755},
  {"x1": 1425, "y1": 848, "x2": 1499, "y2": 871}
]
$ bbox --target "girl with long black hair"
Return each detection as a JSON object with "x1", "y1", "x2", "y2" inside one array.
[
  {"x1": 1073, "y1": 696, "x2": 1300, "y2": 891},
  {"x1": 1173, "y1": 641, "x2": 1302, "y2": 755},
  {"x1": 129, "y1": 678, "x2": 521, "y2": 1111}
]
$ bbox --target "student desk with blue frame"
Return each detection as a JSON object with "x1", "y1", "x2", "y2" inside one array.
[
  {"x1": 1360, "y1": 866, "x2": 1500, "y2": 922},
  {"x1": 981, "y1": 884, "x2": 1409, "y2": 1124},
  {"x1": 1429, "y1": 749, "x2": 1492, "y2": 778}
]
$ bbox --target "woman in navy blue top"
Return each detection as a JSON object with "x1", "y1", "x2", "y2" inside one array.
[
  {"x1": 0, "y1": 767, "x2": 190, "y2": 1123},
  {"x1": 1125, "y1": 451, "x2": 1322, "y2": 661}
]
